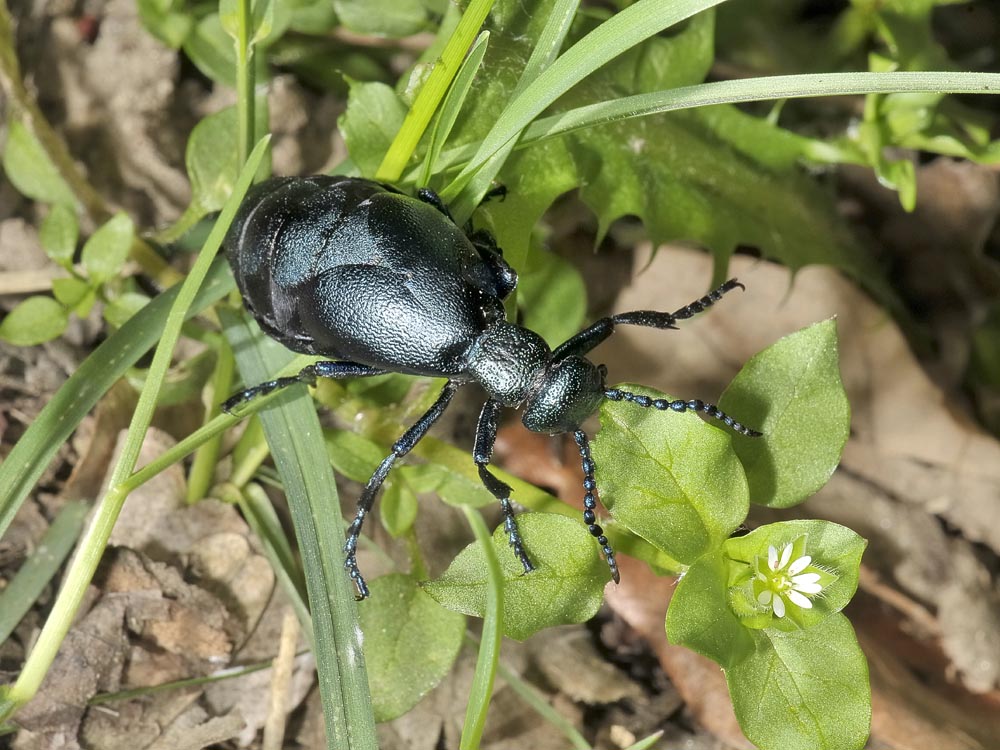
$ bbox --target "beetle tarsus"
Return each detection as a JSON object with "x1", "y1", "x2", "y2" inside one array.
[{"x1": 574, "y1": 430, "x2": 620, "y2": 583}]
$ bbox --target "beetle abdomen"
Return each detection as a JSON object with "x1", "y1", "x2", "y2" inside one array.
[{"x1": 224, "y1": 176, "x2": 507, "y2": 375}]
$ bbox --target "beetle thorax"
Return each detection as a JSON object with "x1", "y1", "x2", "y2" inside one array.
[{"x1": 466, "y1": 322, "x2": 550, "y2": 407}]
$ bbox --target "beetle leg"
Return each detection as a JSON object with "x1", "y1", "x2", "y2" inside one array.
[
  {"x1": 416, "y1": 187, "x2": 454, "y2": 220},
  {"x1": 573, "y1": 430, "x2": 620, "y2": 583},
  {"x1": 604, "y1": 388, "x2": 762, "y2": 437},
  {"x1": 469, "y1": 229, "x2": 517, "y2": 300},
  {"x1": 222, "y1": 361, "x2": 388, "y2": 414},
  {"x1": 473, "y1": 399, "x2": 535, "y2": 575},
  {"x1": 344, "y1": 380, "x2": 462, "y2": 599},
  {"x1": 552, "y1": 278, "x2": 746, "y2": 361}
]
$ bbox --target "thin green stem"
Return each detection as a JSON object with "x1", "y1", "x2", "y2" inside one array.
[
  {"x1": 186, "y1": 338, "x2": 235, "y2": 502},
  {"x1": 236, "y1": 0, "x2": 255, "y2": 166}
]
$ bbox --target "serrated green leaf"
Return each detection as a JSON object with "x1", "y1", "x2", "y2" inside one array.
[
  {"x1": 334, "y1": 0, "x2": 431, "y2": 37},
  {"x1": 724, "y1": 520, "x2": 866, "y2": 633},
  {"x1": 719, "y1": 319, "x2": 850, "y2": 508},
  {"x1": 381, "y1": 477, "x2": 418, "y2": 538},
  {"x1": 2, "y1": 120, "x2": 75, "y2": 207},
  {"x1": 727, "y1": 614, "x2": 871, "y2": 750},
  {"x1": 81, "y1": 213, "x2": 134, "y2": 283},
  {"x1": 340, "y1": 81, "x2": 408, "y2": 178},
  {"x1": 0, "y1": 296, "x2": 68, "y2": 346},
  {"x1": 518, "y1": 250, "x2": 587, "y2": 348},
  {"x1": 39, "y1": 205, "x2": 78, "y2": 269},
  {"x1": 358, "y1": 573, "x2": 465, "y2": 722},
  {"x1": 423, "y1": 513, "x2": 609, "y2": 640},
  {"x1": 665, "y1": 548, "x2": 755, "y2": 668},
  {"x1": 593, "y1": 384, "x2": 749, "y2": 564}
]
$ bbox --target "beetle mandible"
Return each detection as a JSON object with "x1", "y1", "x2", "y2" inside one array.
[{"x1": 222, "y1": 175, "x2": 760, "y2": 599}]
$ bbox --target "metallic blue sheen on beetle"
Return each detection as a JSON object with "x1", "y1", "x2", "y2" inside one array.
[{"x1": 223, "y1": 175, "x2": 759, "y2": 599}]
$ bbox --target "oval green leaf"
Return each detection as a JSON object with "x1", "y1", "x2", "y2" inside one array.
[
  {"x1": 423, "y1": 513, "x2": 609, "y2": 640},
  {"x1": 665, "y1": 548, "x2": 754, "y2": 669},
  {"x1": 81, "y1": 212, "x2": 134, "y2": 284},
  {"x1": 1, "y1": 121, "x2": 75, "y2": 207},
  {"x1": 0, "y1": 296, "x2": 68, "y2": 346},
  {"x1": 719, "y1": 319, "x2": 850, "y2": 508},
  {"x1": 593, "y1": 385, "x2": 750, "y2": 564},
  {"x1": 40, "y1": 204, "x2": 79, "y2": 268},
  {"x1": 360, "y1": 574, "x2": 465, "y2": 723},
  {"x1": 727, "y1": 614, "x2": 871, "y2": 750}
]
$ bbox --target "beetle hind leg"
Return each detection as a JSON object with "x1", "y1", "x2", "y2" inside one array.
[{"x1": 222, "y1": 360, "x2": 387, "y2": 414}]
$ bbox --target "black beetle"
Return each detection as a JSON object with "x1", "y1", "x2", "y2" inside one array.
[{"x1": 223, "y1": 175, "x2": 759, "y2": 599}]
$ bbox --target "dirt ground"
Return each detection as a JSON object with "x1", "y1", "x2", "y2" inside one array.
[{"x1": 1, "y1": 1, "x2": 1000, "y2": 748}]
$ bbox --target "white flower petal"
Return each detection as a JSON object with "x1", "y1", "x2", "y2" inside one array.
[
  {"x1": 772, "y1": 595, "x2": 786, "y2": 618},
  {"x1": 793, "y1": 581, "x2": 823, "y2": 594},
  {"x1": 787, "y1": 555, "x2": 812, "y2": 575},
  {"x1": 778, "y1": 543, "x2": 793, "y2": 571},
  {"x1": 786, "y1": 590, "x2": 813, "y2": 609},
  {"x1": 757, "y1": 590, "x2": 773, "y2": 605},
  {"x1": 768, "y1": 545, "x2": 779, "y2": 571},
  {"x1": 792, "y1": 572, "x2": 821, "y2": 584}
]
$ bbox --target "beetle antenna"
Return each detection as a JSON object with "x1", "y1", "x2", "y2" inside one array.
[
  {"x1": 604, "y1": 388, "x2": 762, "y2": 437},
  {"x1": 573, "y1": 430, "x2": 620, "y2": 584}
]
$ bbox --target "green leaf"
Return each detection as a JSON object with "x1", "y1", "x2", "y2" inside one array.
[
  {"x1": 52, "y1": 276, "x2": 96, "y2": 317},
  {"x1": 665, "y1": 548, "x2": 754, "y2": 669},
  {"x1": 340, "y1": 81, "x2": 408, "y2": 178},
  {"x1": 103, "y1": 292, "x2": 151, "y2": 329},
  {"x1": 187, "y1": 107, "x2": 242, "y2": 214},
  {"x1": 517, "y1": 250, "x2": 587, "y2": 349},
  {"x1": 719, "y1": 319, "x2": 850, "y2": 508},
  {"x1": 183, "y1": 14, "x2": 237, "y2": 86},
  {"x1": 326, "y1": 429, "x2": 387, "y2": 484},
  {"x1": 39, "y1": 205, "x2": 78, "y2": 269},
  {"x1": 0, "y1": 296, "x2": 68, "y2": 346},
  {"x1": 359, "y1": 574, "x2": 465, "y2": 722},
  {"x1": 399, "y1": 462, "x2": 494, "y2": 509},
  {"x1": 137, "y1": 0, "x2": 194, "y2": 48},
  {"x1": 727, "y1": 615, "x2": 871, "y2": 750},
  {"x1": 1, "y1": 120, "x2": 75, "y2": 207},
  {"x1": 424, "y1": 513, "x2": 609, "y2": 640},
  {"x1": 333, "y1": 0, "x2": 432, "y2": 37},
  {"x1": 723, "y1": 520, "x2": 866, "y2": 633},
  {"x1": 380, "y1": 477, "x2": 418, "y2": 538},
  {"x1": 593, "y1": 384, "x2": 750, "y2": 564},
  {"x1": 81, "y1": 213, "x2": 134, "y2": 283}
]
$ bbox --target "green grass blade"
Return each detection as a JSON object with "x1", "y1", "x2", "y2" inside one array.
[
  {"x1": 376, "y1": 0, "x2": 496, "y2": 182},
  {"x1": 459, "y1": 507, "x2": 503, "y2": 750},
  {"x1": 418, "y1": 30, "x2": 491, "y2": 186},
  {"x1": 521, "y1": 71, "x2": 1000, "y2": 150},
  {"x1": 0, "y1": 500, "x2": 88, "y2": 645},
  {"x1": 443, "y1": 0, "x2": 726, "y2": 211},
  {"x1": 0, "y1": 256, "x2": 234, "y2": 542},
  {"x1": 223, "y1": 310, "x2": 376, "y2": 750}
]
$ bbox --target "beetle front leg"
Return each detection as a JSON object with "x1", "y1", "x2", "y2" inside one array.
[
  {"x1": 473, "y1": 399, "x2": 534, "y2": 575},
  {"x1": 552, "y1": 278, "x2": 746, "y2": 361},
  {"x1": 344, "y1": 380, "x2": 461, "y2": 599}
]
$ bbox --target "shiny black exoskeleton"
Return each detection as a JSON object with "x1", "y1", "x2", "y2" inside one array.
[{"x1": 223, "y1": 175, "x2": 760, "y2": 599}]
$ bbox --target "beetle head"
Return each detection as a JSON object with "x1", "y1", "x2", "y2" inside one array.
[{"x1": 521, "y1": 356, "x2": 606, "y2": 434}]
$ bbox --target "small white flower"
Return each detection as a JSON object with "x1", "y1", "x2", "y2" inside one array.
[{"x1": 753, "y1": 542, "x2": 832, "y2": 619}]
